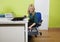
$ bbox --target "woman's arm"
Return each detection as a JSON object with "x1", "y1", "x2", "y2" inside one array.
[{"x1": 29, "y1": 23, "x2": 36, "y2": 29}]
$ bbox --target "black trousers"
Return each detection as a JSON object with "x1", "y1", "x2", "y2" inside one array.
[
  {"x1": 28, "y1": 21, "x2": 33, "y2": 42},
  {"x1": 28, "y1": 21, "x2": 37, "y2": 42}
]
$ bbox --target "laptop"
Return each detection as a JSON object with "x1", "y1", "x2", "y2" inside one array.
[{"x1": 12, "y1": 15, "x2": 26, "y2": 21}]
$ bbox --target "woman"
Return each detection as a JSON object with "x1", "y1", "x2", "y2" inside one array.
[{"x1": 28, "y1": 4, "x2": 39, "y2": 42}]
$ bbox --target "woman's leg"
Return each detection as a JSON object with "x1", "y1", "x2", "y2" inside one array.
[
  {"x1": 28, "y1": 21, "x2": 33, "y2": 42},
  {"x1": 28, "y1": 35, "x2": 32, "y2": 42}
]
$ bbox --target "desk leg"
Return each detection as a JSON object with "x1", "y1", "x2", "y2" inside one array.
[{"x1": 25, "y1": 23, "x2": 28, "y2": 42}]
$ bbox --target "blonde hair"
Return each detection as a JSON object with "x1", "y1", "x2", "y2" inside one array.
[{"x1": 28, "y1": 4, "x2": 35, "y2": 14}]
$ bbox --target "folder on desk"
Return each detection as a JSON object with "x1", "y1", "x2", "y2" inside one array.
[{"x1": 0, "y1": 14, "x2": 5, "y2": 18}]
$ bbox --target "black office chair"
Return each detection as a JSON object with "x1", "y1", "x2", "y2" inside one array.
[{"x1": 28, "y1": 20, "x2": 43, "y2": 37}]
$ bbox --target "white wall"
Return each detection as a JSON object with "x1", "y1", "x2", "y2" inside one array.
[{"x1": 34, "y1": 0, "x2": 49, "y2": 30}]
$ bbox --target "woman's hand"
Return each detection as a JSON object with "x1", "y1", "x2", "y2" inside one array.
[{"x1": 28, "y1": 26, "x2": 32, "y2": 30}]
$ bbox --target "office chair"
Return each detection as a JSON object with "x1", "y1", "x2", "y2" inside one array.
[{"x1": 28, "y1": 12, "x2": 43, "y2": 37}]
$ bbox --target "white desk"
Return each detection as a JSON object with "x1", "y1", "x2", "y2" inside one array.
[{"x1": 0, "y1": 18, "x2": 28, "y2": 42}]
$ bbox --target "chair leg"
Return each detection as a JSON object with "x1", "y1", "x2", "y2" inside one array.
[
  {"x1": 35, "y1": 35, "x2": 37, "y2": 37},
  {"x1": 40, "y1": 32, "x2": 42, "y2": 35}
]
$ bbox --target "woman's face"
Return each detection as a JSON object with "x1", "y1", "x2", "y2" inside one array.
[{"x1": 29, "y1": 7, "x2": 34, "y2": 13}]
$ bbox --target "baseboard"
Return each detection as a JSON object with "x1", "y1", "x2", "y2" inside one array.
[
  {"x1": 48, "y1": 27, "x2": 60, "y2": 31},
  {"x1": 39, "y1": 27, "x2": 60, "y2": 30}
]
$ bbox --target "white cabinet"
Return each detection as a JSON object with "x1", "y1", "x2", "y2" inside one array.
[
  {"x1": 0, "y1": 26, "x2": 25, "y2": 42},
  {"x1": 0, "y1": 18, "x2": 28, "y2": 42}
]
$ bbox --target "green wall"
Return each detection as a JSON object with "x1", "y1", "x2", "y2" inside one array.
[
  {"x1": 0, "y1": 0, "x2": 34, "y2": 17},
  {"x1": 0, "y1": 0, "x2": 60, "y2": 28},
  {"x1": 49, "y1": 0, "x2": 60, "y2": 28}
]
